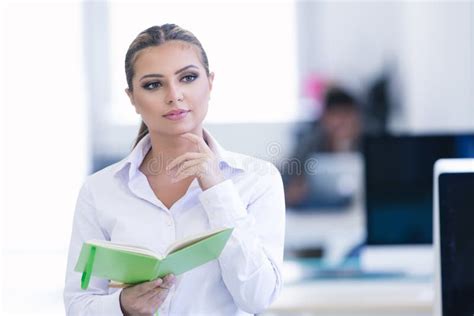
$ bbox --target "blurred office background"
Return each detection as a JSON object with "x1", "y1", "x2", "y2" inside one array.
[{"x1": 1, "y1": 0, "x2": 473, "y2": 315}]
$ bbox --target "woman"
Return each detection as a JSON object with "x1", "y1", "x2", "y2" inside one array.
[{"x1": 63, "y1": 24, "x2": 286, "y2": 316}]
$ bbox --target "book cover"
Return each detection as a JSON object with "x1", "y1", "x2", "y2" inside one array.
[{"x1": 74, "y1": 227, "x2": 234, "y2": 290}]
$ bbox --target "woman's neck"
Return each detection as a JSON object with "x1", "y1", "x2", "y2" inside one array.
[{"x1": 141, "y1": 129, "x2": 204, "y2": 177}]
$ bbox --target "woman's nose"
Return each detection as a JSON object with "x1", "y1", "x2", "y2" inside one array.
[{"x1": 166, "y1": 84, "x2": 184, "y2": 104}]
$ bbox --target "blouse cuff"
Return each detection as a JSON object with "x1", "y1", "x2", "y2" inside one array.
[{"x1": 198, "y1": 179, "x2": 247, "y2": 228}]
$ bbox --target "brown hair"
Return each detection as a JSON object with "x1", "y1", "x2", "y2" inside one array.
[{"x1": 125, "y1": 24, "x2": 210, "y2": 149}]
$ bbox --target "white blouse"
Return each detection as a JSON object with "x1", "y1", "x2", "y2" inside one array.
[{"x1": 63, "y1": 128, "x2": 286, "y2": 316}]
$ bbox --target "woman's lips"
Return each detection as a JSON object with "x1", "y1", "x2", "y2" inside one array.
[{"x1": 163, "y1": 110, "x2": 190, "y2": 121}]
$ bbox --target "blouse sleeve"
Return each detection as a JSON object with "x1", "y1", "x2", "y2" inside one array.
[
  {"x1": 198, "y1": 162, "x2": 286, "y2": 314},
  {"x1": 63, "y1": 180, "x2": 124, "y2": 315}
]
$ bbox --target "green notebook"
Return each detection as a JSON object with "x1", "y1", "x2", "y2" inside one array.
[{"x1": 74, "y1": 227, "x2": 234, "y2": 290}]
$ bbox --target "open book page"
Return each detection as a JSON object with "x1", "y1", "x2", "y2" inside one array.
[
  {"x1": 164, "y1": 227, "x2": 228, "y2": 256},
  {"x1": 87, "y1": 227, "x2": 229, "y2": 260},
  {"x1": 87, "y1": 239, "x2": 160, "y2": 259}
]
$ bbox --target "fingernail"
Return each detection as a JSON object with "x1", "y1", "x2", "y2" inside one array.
[{"x1": 155, "y1": 278, "x2": 163, "y2": 285}]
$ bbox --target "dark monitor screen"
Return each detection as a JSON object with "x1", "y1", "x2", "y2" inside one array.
[
  {"x1": 439, "y1": 172, "x2": 474, "y2": 316},
  {"x1": 364, "y1": 134, "x2": 474, "y2": 245}
]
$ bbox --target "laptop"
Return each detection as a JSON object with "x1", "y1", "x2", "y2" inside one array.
[
  {"x1": 434, "y1": 158, "x2": 474, "y2": 316},
  {"x1": 285, "y1": 152, "x2": 362, "y2": 210}
]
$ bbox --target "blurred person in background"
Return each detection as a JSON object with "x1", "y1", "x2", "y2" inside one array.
[
  {"x1": 64, "y1": 24, "x2": 285, "y2": 316},
  {"x1": 284, "y1": 86, "x2": 362, "y2": 208}
]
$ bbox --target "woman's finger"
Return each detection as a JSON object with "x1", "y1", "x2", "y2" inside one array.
[
  {"x1": 173, "y1": 164, "x2": 205, "y2": 183},
  {"x1": 171, "y1": 166, "x2": 201, "y2": 183},
  {"x1": 149, "y1": 288, "x2": 169, "y2": 307},
  {"x1": 175, "y1": 157, "x2": 208, "y2": 176},
  {"x1": 166, "y1": 152, "x2": 207, "y2": 171},
  {"x1": 180, "y1": 133, "x2": 213, "y2": 155},
  {"x1": 141, "y1": 274, "x2": 176, "y2": 299},
  {"x1": 161, "y1": 274, "x2": 176, "y2": 287},
  {"x1": 146, "y1": 274, "x2": 176, "y2": 300},
  {"x1": 135, "y1": 278, "x2": 163, "y2": 298}
]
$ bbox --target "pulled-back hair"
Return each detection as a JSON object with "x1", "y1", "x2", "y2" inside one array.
[
  {"x1": 125, "y1": 24, "x2": 210, "y2": 149},
  {"x1": 324, "y1": 87, "x2": 358, "y2": 111}
]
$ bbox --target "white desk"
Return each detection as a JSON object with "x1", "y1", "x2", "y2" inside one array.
[{"x1": 264, "y1": 278, "x2": 433, "y2": 316}]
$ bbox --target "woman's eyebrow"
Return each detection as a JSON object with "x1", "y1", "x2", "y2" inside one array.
[{"x1": 139, "y1": 65, "x2": 199, "y2": 81}]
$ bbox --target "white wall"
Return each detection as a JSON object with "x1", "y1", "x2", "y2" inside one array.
[
  {"x1": 4, "y1": 2, "x2": 88, "y2": 251},
  {"x1": 399, "y1": 1, "x2": 474, "y2": 132},
  {"x1": 297, "y1": 1, "x2": 474, "y2": 133},
  {"x1": 0, "y1": 2, "x2": 6, "y2": 311},
  {"x1": 104, "y1": 1, "x2": 299, "y2": 125},
  {"x1": 297, "y1": 1, "x2": 402, "y2": 92},
  {"x1": 2, "y1": 2, "x2": 88, "y2": 315}
]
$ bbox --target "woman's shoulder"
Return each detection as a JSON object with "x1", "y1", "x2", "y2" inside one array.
[
  {"x1": 81, "y1": 159, "x2": 127, "y2": 188},
  {"x1": 223, "y1": 150, "x2": 282, "y2": 181}
]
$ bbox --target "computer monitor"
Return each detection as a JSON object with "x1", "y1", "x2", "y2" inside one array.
[
  {"x1": 434, "y1": 159, "x2": 474, "y2": 316},
  {"x1": 364, "y1": 134, "x2": 474, "y2": 245},
  {"x1": 287, "y1": 152, "x2": 363, "y2": 210}
]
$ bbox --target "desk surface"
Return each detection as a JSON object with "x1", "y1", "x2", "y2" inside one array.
[{"x1": 266, "y1": 278, "x2": 433, "y2": 316}]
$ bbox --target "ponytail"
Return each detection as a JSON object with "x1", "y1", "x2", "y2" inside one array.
[{"x1": 132, "y1": 121, "x2": 149, "y2": 150}]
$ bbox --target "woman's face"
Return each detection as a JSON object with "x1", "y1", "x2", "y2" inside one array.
[{"x1": 126, "y1": 41, "x2": 214, "y2": 136}]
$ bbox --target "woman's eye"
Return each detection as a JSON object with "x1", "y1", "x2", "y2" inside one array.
[
  {"x1": 143, "y1": 82, "x2": 161, "y2": 90},
  {"x1": 181, "y1": 74, "x2": 198, "y2": 82}
]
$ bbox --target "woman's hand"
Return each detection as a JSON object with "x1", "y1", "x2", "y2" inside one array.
[
  {"x1": 119, "y1": 274, "x2": 176, "y2": 316},
  {"x1": 166, "y1": 133, "x2": 225, "y2": 191}
]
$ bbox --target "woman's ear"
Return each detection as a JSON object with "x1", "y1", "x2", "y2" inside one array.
[
  {"x1": 125, "y1": 88, "x2": 139, "y2": 114},
  {"x1": 208, "y1": 72, "x2": 215, "y2": 91}
]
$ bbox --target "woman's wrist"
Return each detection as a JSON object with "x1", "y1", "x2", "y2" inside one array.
[{"x1": 199, "y1": 172, "x2": 226, "y2": 191}]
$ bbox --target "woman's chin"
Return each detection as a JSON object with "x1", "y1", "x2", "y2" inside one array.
[{"x1": 152, "y1": 123, "x2": 202, "y2": 136}]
